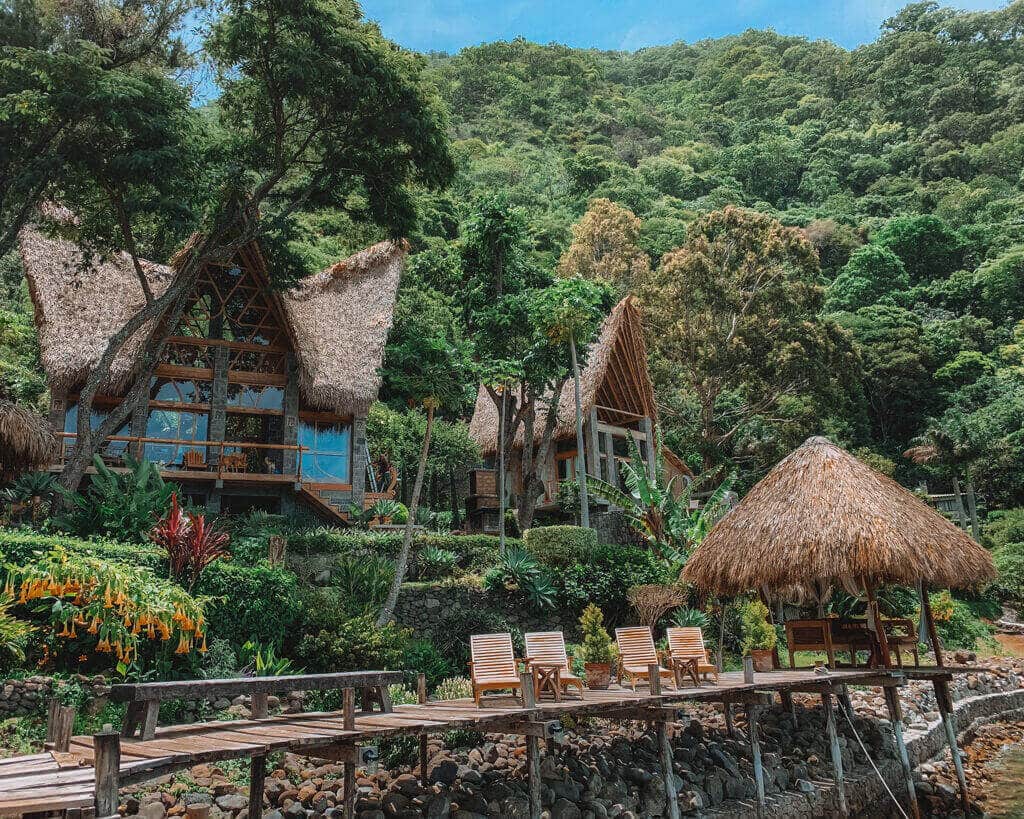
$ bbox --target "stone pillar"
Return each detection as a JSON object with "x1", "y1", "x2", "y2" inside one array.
[
  {"x1": 350, "y1": 414, "x2": 367, "y2": 510},
  {"x1": 208, "y1": 345, "x2": 230, "y2": 468},
  {"x1": 585, "y1": 408, "x2": 600, "y2": 478},
  {"x1": 281, "y1": 353, "x2": 300, "y2": 475},
  {"x1": 639, "y1": 416, "x2": 656, "y2": 480},
  {"x1": 602, "y1": 430, "x2": 616, "y2": 487}
]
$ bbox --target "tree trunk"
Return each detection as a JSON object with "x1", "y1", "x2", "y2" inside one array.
[
  {"x1": 378, "y1": 403, "x2": 434, "y2": 626},
  {"x1": 965, "y1": 475, "x2": 980, "y2": 541},
  {"x1": 498, "y1": 389, "x2": 507, "y2": 553},
  {"x1": 570, "y1": 336, "x2": 589, "y2": 529},
  {"x1": 716, "y1": 598, "x2": 727, "y2": 672}
]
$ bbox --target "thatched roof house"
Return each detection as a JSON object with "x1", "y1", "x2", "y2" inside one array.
[
  {"x1": 684, "y1": 436, "x2": 996, "y2": 596},
  {"x1": 19, "y1": 229, "x2": 405, "y2": 417},
  {"x1": 0, "y1": 400, "x2": 56, "y2": 477},
  {"x1": 468, "y1": 296, "x2": 657, "y2": 453}
]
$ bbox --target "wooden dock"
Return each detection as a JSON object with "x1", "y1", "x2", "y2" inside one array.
[{"x1": 0, "y1": 666, "x2": 961, "y2": 817}]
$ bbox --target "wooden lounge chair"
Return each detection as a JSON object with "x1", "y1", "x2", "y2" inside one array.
[
  {"x1": 665, "y1": 627, "x2": 719, "y2": 685},
  {"x1": 614, "y1": 627, "x2": 675, "y2": 692},
  {"x1": 469, "y1": 633, "x2": 524, "y2": 706},
  {"x1": 524, "y1": 631, "x2": 585, "y2": 699}
]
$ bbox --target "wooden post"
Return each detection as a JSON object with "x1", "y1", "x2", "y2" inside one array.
[
  {"x1": 779, "y1": 690, "x2": 796, "y2": 726},
  {"x1": 417, "y1": 674, "x2": 429, "y2": 787},
  {"x1": 837, "y1": 684, "x2": 855, "y2": 723},
  {"x1": 521, "y1": 670, "x2": 537, "y2": 709},
  {"x1": 648, "y1": 663, "x2": 662, "y2": 696},
  {"x1": 45, "y1": 697, "x2": 75, "y2": 752},
  {"x1": 746, "y1": 703, "x2": 767, "y2": 817},
  {"x1": 920, "y1": 584, "x2": 944, "y2": 667},
  {"x1": 526, "y1": 731, "x2": 542, "y2": 817},
  {"x1": 883, "y1": 686, "x2": 920, "y2": 819},
  {"x1": 656, "y1": 712, "x2": 681, "y2": 819},
  {"x1": 248, "y1": 755, "x2": 266, "y2": 819},
  {"x1": 93, "y1": 728, "x2": 121, "y2": 818},
  {"x1": 934, "y1": 678, "x2": 969, "y2": 814},
  {"x1": 342, "y1": 688, "x2": 356, "y2": 819},
  {"x1": 724, "y1": 701, "x2": 737, "y2": 739},
  {"x1": 250, "y1": 692, "x2": 268, "y2": 720},
  {"x1": 821, "y1": 690, "x2": 848, "y2": 816},
  {"x1": 864, "y1": 578, "x2": 893, "y2": 668}
]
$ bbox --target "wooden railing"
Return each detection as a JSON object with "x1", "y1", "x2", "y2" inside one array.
[{"x1": 58, "y1": 432, "x2": 306, "y2": 482}]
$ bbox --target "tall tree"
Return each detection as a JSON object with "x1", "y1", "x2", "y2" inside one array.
[
  {"x1": 8, "y1": 0, "x2": 455, "y2": 494},
  {"x1": 638, "y1": 207, "x2": 856, "y2": 475},
  {"x1": 376, "y1": 286, "x2": 474, "y2": 625},
  {"x1": 557, "y1": 198, "x2": 650, "y2": 296}
]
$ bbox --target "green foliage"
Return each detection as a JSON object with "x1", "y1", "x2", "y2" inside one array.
[
  {"x1": 672, "y1": 608, "x2": 710, "y2": 630},
  {"x1": 927, "y1": 591, "x2": 994, "y2": 651},
  {"x1": 433, "y1": 676, "x2": 473, "y2": 700},
  {"x1": 555, "y1": 542, "x2": 671, "y2": 625},
  {"x1": 522, "y1": 526, "x2": 596, "y2": 568},
  {"x1": 993, "y1": 542, "x2": 1024, "y2": 606},
  {"x1": 738, "y1": 600, "x2": 777, "y2": 653},
  {"x1": 289, "y1": 529, "x2": 506, "y2": 573},
  {"x1": 240, "y1": 641, "x2": 300, "y2": 677},
  {"x1": 0, "y1": 529, "x2": 165, "y2": 572},
  {"x1": 983, "y1": 509, "x2": 1024, "y2": 551},
  {"x1": 826, "y1": 245, "x2": 910, "y2": 312},
  {"x1": 872, "y1": 215, "x2": 966, "y2": 285},
  {"x1": 332, "y1": 553, "x2": 395, "y2": 614},
  {"x1": 294, "y1": 613, "x2": 410, "y2": 674},
  {"x1": 417, "y1": 546, "x2": 458, "y2": 581},
  {"x1": 482, "y1": 547, "x2": 555, "y2": 609},
  {"x1": 54, "y1": 455, "x2": 174, "y2": 543},
  {"x1": 0, "y1": 595, "x2": 31, "y2": 671},
  {"x1": 196, "y1": 562, "x2": 302, "y2": 649},
  {"x1": 578, "y1": 604, "x2": 615, "y2": 664},
  {"x1": 432, "y1": 607, "x2": 520, "y2": 669},
  {"x1": 401, "y1": 639, "x2": 456, "y2": 690}
]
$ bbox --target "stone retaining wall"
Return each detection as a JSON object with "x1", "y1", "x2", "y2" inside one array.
[{"x1": 0, "y1": 674, "x2": 108, "y2": 718}]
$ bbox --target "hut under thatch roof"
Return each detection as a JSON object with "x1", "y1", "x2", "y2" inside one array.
[
  {"x1": 683, "y1": 436, "x2": 996, "y2": 597},
  {"x1": 0, "y1": 399, "x2": 56, "y2": 477},
  {"x1": 18, "y1": 229, "x2": 406, "y2": 417}
]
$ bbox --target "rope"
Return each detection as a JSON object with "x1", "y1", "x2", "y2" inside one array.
[{"x1": 838, "y1": 696, "x2": 909, "y2": 819}]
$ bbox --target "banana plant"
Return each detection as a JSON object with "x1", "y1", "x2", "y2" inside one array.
[{"x1": 585, "y1": 433, "x2": 734, "y2": 570}]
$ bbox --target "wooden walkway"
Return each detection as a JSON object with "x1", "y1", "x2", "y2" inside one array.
[{"x1": 0, "y1": 667, "x2": 949, "y2": 817}]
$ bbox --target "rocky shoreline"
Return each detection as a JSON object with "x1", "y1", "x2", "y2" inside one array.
[{"x1": 117, "y1": 657, "x2": 1024, "y2": 819}]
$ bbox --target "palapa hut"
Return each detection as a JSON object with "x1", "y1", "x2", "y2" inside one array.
[
  {"x1": 0, "y1": 399, "x2": 56, "y2": 480},
  {"x1": 464, "y1": 296, "x2": 691, "y2": 532},
  {"x1": 18, "y1": 227, "x2": 406, "y2": 521},
  {"x1": 683, "y1": 436, "x2": 996, "y2": 667}
]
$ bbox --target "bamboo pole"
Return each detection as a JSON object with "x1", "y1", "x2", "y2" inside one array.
[
  {"x1": 883, "y1": 686, "x2": 920, "y2": 819},
  {"x1": 747, "y1": 703, "x2": 767, "y2": 816}
]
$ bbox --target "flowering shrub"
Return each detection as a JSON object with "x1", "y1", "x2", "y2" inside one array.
[
  {"x1": 151, "y1": 494, "x2": 230, "y2": 590},
  {"x1": 4, "y1": 546, "x2": 207, "y2": 666}
]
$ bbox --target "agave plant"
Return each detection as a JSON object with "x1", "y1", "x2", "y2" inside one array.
[
  {"x1": 586, "y1": 433, "x2": 734, "y2": 569},
  {"x1": 482, "y1": 548, "x2": 556, "y2": 609},
  {"x1": 672, "y1": 607, "x2": 711, "y2": 629}
]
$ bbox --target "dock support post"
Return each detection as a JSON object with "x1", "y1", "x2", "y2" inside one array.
[
  {"x1": 45, "y1": 697, "x2": 75, "y2": 752},
  {"x1": 93, "y1": 727, "x2": 121, "y2": 818},
  {"x1": 746, "y1": 703, "x2": 767, "y2": 817},
  {"x1": 648, "y1": 665, "x2": 681, "y2": 819},
  {"x1": 822, "y1": 689, "x2": 848, "y2": 816},
  {"x1": 724, "y1": 701, "x2": 737, "y2": 739},
  {"x1": 934, "y1": 678, "x2": 970, "y2": 814},
  {"x1": 521, "y1": 671, "x2": 542, "y2": 816},
  {"x1": 342, "y1": 688, "x2": 356, "y2": 819},
  {"x1": 417, "y1": 673, "x2": 430, "y2": 787},
  {"x1": 250, "y1": 692, "x2": 268, "y2": 720},
  {"x1": 838, "y1": 684, "x2": 855, "y2": 723},
  {"x1": 883, "y1": 686, "x2": 920, "y2": 819},
  {"x1": 779, "y1": 690, "x2": 796, "y2": 726},
  {"x1": 248, "y1": 755, "x2": 266, "y2": 819}
]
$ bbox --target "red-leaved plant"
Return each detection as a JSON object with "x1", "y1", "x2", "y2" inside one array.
[{"x1": 151, "y1": 494, "x2": 230, "y2": 590}]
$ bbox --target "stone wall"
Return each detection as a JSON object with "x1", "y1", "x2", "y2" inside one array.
[
  {"x1": 393, "y1": 582, "x2": 565, "y2": 642},
  {"x1": 0, "y1": 674, "x2": 108, "y2": 718}
]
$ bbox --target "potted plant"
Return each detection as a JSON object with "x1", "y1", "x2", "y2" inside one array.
[
  {"x1": 579, "y1": 603, "x2": 616, "y2": 689},
  {"x1": 740, "y1": 600, "x2": 777, "y2": 672}
]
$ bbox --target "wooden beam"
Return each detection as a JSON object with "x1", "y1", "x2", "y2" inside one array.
[
  {"x1": 934, "y1": 678, "x2": 969, "y2": 814},
  {"x1": 93, "y1": 730, "x2": 120, "y2": 818},
  {"x1": 342, "y1": 688, "x2": 356, "y2": 819},
  {"x1": 921, "y1": 584, "x2": 945, "y2": 667},
  {"x1": 747, "y1": 703, "x2": 766, "y2": 817},
  {"x1": 882, "y1": 686, "x2": 920, "y2": 819},
  {"x1": 248, "y1": 755, "x2": 265, "y2": 819},
  {"x1": 417, "y1": 675, "x2": 429, "y2": 788}
]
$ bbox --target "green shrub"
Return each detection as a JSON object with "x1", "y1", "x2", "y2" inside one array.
[
  {"x1": 928, "y1": 590, "x2": 995, "y2": 651},
  {"x1": 556, "y1": 543, "x2": 671, "y2": 625},
  {"x1": 294, "y1": 613, "x2": 410, "y2": 674},
  {"x1": 431, "y1": 606, "x2": 521, "y2": 668},
  {"x1": 523, "y1": 525, "x2": 596, "y2": 568},
  {"x1": 982, "y1": 508, "x2": 1024, "y2": 550},
  {"x1": 993, "y1": 542, "x2": 1024, "y2": 605},
  {"x1": 417, "y1": 546, "x2": 458, "y2": 581},
  {"x1": 0, "y1": 529, "x2": 165, "y2": 572},
  {"x1": 402, "y1": 638, "x2": 456, "y2": 689},
  {"x1": 672, "y1": 607, "x2": 710, "y2": 629},
  {"x1": 739, "y1": 600, "x2": 777, "y2": 653},
  {"x1": 579, "y1": 603, "x2": 615, "y2": 664},
  {"x1": 333, "y1": 553, "x2": 394, "y2": 613},
  {"x1": 482, "y1": 548, "x2": 555, "y2": 609},
  {"x1": 0, "y1": 595, "x2": 31, "y2": 671},
  {"x1": 197, "y1": 562, "x2": 302, "y2": 648},
  {"x1": 433, "y1": 676, "x2": 472, "y2": 700}
]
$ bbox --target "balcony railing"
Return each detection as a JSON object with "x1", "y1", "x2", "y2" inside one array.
[{"x1": 58, "y1": 433, "x2": 306, "y2": 482}]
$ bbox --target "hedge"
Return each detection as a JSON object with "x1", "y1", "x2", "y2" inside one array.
[
  {"x1": 196, "y1": 561, "x2": 303, "y2": 648},
  {"x1": 0, "y1": 529, "x2": 165, "y2": 571},
  {"x1": 289, "y1": 529, "x2": 515, "y2": 572},
  {"x1": 523, "y1": 525, "x2": 596, "y2": 568}
]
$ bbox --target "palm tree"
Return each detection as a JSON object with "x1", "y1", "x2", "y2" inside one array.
[{"x1": 585, "y1": 434, "x2": 734, "y2": 568}]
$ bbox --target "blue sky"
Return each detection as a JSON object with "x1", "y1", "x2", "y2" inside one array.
[{"x1": 359, "y1": 0, "x2": 1005, "y2": 53}]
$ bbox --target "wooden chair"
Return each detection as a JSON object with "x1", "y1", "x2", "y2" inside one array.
[
  {"x1": 883, "y1": 618, "x2": 921, "y2": 668},
  {"x1": 524, "y1": 631, "x2": 585, "y2": 699},
  {"x1": 469, "y1": 633, "x2": 524, "y2": 706},
  {"x1": 614, "y1": 627, "x2": 675, "y2": 692},
  {"x1": 665, "y1": 627, "x2": 719, "y2": 685},
  {"x1": 182, "y1": 449, "x2": 207, "y2": 470}
]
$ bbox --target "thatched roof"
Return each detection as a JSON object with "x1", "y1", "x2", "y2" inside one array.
[
  {"x1": 0, "y1": 400, "x2": 57, "y2": 475},
  {"x1": 19, "y1": 229, "x2": 405, "y2": 416},
  {"x1": 683, "y1": 436, "x2": 996, "y2": 595},
  {"x1": 468, "y1": 296, "x2": 656, "y2": 455}
]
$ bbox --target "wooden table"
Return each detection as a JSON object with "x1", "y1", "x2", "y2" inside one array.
[
  {"x1": 668, "y1": 657, "x2": 700, "y2": 688},
  {"x1": 531, "y1": 664, "x2": 563, "y2": 701}
]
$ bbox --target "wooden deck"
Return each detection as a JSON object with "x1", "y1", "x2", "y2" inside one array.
[{"x1": 0, "y1": 668, "x2": 909, "y2": 815}]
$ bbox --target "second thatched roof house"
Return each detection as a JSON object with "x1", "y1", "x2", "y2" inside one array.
[
  {"x1": 464, "y1": 296, "x2": 691, "y2": 534},
  {"x1": 18, "y1": 227, "x2": 405, "y2": 521}
]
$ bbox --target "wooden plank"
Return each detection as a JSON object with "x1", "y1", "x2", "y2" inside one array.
[{"x1": 109, "y1": 671, "x2": 403, "y2": 702}]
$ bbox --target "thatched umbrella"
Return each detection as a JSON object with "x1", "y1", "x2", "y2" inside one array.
[
  {"x1": 684, "y1": 436, "x2": 995, "y2": 667},
  {"x1": 0, "y1": 399, "x2": 57, "y2": 478}
]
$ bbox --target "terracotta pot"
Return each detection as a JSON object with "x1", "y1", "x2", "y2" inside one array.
[
  {"x1": 749, "y1": 649, "x2": 775, "y2": 673},
  {"x1": 584, "y1": 662, "x2": 612, "y2": 690}
]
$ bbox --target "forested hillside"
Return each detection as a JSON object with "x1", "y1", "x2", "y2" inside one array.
[{"x1": 398, "y1": 1, "x2": 1024, "y2": 507}]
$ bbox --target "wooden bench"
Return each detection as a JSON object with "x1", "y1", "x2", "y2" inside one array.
[{"x1": 109, "y1": 670, "x2": 403, "y2": 740}]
